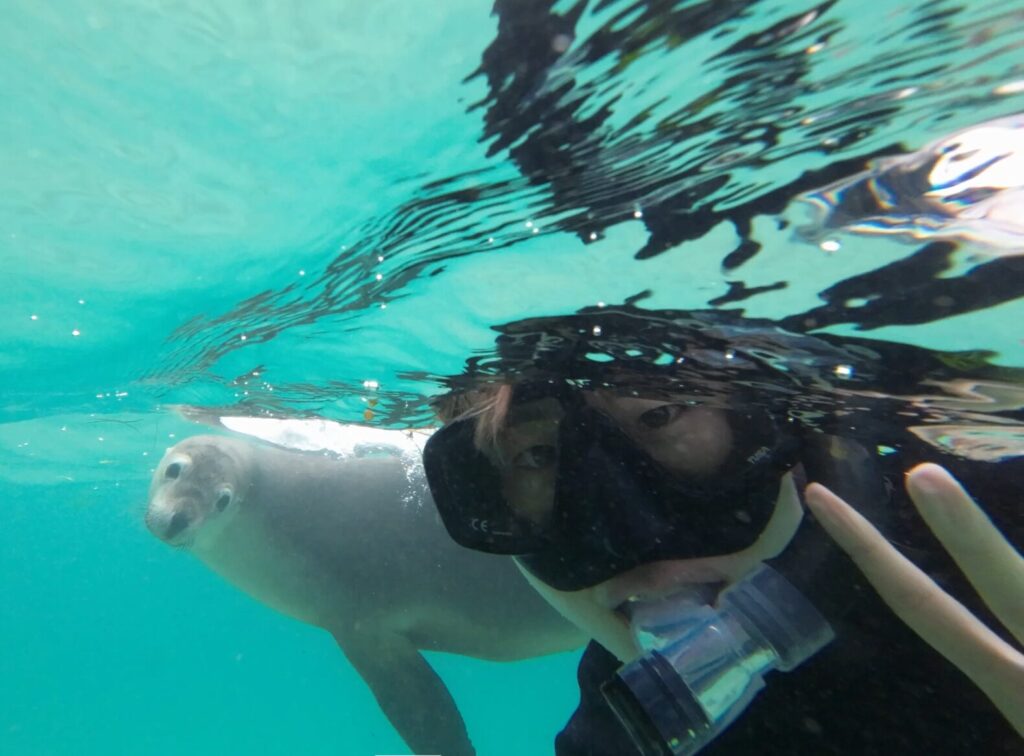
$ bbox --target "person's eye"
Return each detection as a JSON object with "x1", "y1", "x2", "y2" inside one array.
[
  {"x1": 513, "y1": 444, "x2": 557, "y2": 470},
  {"x1": 638, "y1": 404, "x2": 685, "y2": 429}
]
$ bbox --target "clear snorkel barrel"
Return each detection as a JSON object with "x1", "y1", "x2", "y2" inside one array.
[{"x1": 602, "y1": 564, "x2": 835, "y2": 756}]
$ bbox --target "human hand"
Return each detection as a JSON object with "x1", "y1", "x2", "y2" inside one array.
[{"x1": 805, "y1": 463, "x2": 1024, "y2": 737}]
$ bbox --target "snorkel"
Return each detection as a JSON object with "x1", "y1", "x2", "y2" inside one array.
[
  {"x1": 597, "y1": 434, "x2": 891, "y2": 756},
  {"x1": 603, "y1": 565, "x2": 834, "y2": 756}
]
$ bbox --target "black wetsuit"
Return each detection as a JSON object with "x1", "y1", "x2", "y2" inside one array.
[
  {"x1": 554, "y1": 452, "x2": 1023, "y2": 755},
  {"x1": 558, "y1": 623, "x2": 1018, "y2": 755}
]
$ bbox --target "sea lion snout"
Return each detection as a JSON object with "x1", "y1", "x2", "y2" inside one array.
[
  {"x1": 145, "y1": 494, "x2": 203, "y2": 545},
  {"x1": 158, "y1": 510, "x2": 191, "y2": 541}
]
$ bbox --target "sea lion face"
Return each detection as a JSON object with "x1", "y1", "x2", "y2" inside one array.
[{"x1": 146, "y1": 436, "x2": 247, "y2": 550}]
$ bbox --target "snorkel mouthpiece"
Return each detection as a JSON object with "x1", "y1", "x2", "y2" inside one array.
[{"x1": 603, "y1": 565, "x2": 834, "y2": 756}]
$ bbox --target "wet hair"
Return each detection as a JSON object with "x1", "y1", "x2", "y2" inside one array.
[{"x1": 432, "y1": 383, "x2": 513, "y2": 458}]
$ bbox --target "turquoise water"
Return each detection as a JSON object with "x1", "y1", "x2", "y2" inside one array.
[
  {"x1": 3, "y1": 1, "x2": 1024, "y2": 754},
  {"x1": 0, "y1": 413, "x2": 581, "y2": 753}
]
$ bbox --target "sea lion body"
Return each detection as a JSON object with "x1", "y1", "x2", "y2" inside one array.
[{"x1": 146, "y1": 434, "x2": 583, "y2": 755}]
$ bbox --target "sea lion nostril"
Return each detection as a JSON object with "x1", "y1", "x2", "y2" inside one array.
[{"x1": 164, "y1": 511, "x2": 190, "y2": 540}]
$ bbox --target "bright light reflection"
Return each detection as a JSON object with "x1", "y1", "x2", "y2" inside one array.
[{"x1": 218, "y1": 416, "x2": 434, "y2": 460}]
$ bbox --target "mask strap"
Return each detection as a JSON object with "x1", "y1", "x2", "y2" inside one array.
[{"x1": 767, "y1": 434, "x2": 892, "y2": 624}]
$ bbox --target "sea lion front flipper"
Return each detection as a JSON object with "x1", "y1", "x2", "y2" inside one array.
[{"x1": 332, "y1": 628, "x2": 475, "y2": 756}]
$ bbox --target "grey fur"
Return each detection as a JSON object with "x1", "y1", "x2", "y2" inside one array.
[{"x1": 146, "y1": 434, "x2": 584, "y2": 756}]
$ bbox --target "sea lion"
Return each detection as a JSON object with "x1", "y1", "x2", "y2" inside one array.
[{"x1": 145, "y1": 433, "x2": 584, "y2": 756}]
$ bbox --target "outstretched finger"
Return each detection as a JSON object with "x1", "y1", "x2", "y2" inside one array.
[
  {"x1": 805, "y1": 482, "x2": 1022, "y2": 709},
  {"x1": 905, "y1": 464, "x2": 1024, "y2": 645}
]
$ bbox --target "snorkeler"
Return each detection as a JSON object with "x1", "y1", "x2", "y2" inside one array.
[{"x1": 422, "y1": 306, "x2": 1023, "y2": 755}]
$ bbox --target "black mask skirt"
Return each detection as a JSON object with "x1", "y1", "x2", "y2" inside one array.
[{"x1": 423, "y1": 383, "x2": 802, "y2": 591}]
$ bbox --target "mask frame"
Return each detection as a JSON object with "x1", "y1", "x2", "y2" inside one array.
[{"x1": 423, "y1": 381, "x2": 802, "y2": 590}]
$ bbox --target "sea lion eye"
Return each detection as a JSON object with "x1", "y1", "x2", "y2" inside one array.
[
  {"x1": 165, "y1": 462, "x2": 182, "y2": 479},
  {"x1": 216, "y1": 491, "x2": 232, "y2": 512}
]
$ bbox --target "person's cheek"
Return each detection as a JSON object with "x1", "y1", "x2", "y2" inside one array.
[
  {"x1": 653, "y1": 408, "x2": 734, "y2": 476},
  {"x1": 685, "y1": 411, "x2": 733, "y2": 472},
  {"x1": 506, "y1": 470, "x2": 556, "y2": 524}
]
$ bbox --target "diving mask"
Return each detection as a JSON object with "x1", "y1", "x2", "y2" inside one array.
[{"x1": 423, "y1": 382, "x2": 800, "y2": 590}]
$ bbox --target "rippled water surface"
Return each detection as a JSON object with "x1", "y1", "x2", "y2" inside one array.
[{"x1": 2, "y1": 1, "x2": 1023, "y2": 754}]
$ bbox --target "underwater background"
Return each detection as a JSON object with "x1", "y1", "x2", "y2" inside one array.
[{"x1": 3, "y1": 1, "x2": 1024, "y2": 754}]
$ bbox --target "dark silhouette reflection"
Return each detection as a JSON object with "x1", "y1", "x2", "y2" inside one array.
[
  {"x1": 149, "y1": 0, "x2": 1024, "y2": 407},
  {"x1": 473, "y1": 1, "x2": 1024, "y2": 329}
]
